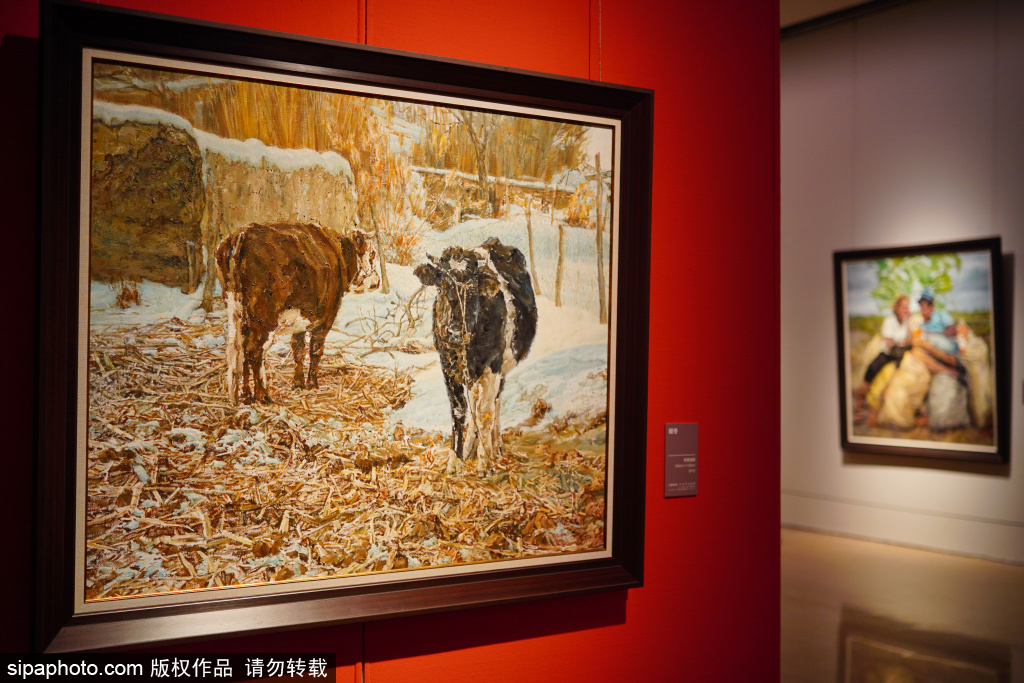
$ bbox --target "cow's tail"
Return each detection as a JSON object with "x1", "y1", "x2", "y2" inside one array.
[{"x1": 215, "y1": 232, "x2": 245, "y2": 405}]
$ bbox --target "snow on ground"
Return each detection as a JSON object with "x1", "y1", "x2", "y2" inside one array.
[{"x1": 91, "y1": 280, "x2": 215, "y2": 328}]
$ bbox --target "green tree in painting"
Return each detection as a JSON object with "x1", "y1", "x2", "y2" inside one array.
[{"x1": 871, "y1": 254, "x2": 961, "y2": 310}]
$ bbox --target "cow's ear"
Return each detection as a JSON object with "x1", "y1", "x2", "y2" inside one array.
[{"x1": 414, "y1": 262, "x2": 442, "y2": 287}]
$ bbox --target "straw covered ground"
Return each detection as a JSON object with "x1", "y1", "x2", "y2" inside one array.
[{"x1": 85, "y1": 311, "x2": 607, "y2": 602}]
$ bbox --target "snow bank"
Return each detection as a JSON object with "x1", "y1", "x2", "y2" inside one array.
[{"x1": 385, "y1": 296, "x2": 608, "y2": 433}]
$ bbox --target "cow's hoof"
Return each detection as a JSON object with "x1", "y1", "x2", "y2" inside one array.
[{"x1": 292, "y1": 379, "x2": 306, "y2": 390}]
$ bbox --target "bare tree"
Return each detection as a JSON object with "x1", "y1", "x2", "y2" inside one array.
[
  {"x1": 370, "y1": 204, "x2": 390, "y2": 295},
  {"x1": 451, "y1": 109, "x2": 498, "y2": 216},
  {"x1": 555, "y1": 222, "x2": 566, "y2": 308}
]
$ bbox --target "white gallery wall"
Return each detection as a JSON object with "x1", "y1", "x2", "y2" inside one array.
[{"x1": 781, "y1": 0, "x2": 1024, "y2": 564}]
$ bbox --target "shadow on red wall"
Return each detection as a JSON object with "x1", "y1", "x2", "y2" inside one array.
[
  {"x1": 0, "y1": 33, "x2": 39, "y2": 654},
  {"x1": 365, "y1": 589, "x2": 627, "y2": 662},
  {"x1": 146, "y1": 590, "x2": 625, "y2": 661}
]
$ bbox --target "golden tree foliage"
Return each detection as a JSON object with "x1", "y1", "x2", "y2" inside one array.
[{"x1": 564, "y1": 181, "x2": 595, "y2": 228}]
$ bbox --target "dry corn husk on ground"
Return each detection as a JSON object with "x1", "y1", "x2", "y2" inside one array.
[{"x1": 85, "y1": 309, "x2": 607, "y2": 602}]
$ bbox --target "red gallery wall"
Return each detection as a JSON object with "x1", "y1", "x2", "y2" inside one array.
[{"x1": 0, "y1": 0, "x2": 780, "y2": 679}]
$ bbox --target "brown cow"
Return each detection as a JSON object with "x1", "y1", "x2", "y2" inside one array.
[{"x1": 215, "y1": 222, "x2": 380, "y2": 404}]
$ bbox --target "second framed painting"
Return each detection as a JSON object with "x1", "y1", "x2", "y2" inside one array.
[
  {"x1": 834, "y1": 238, "x2": 1006, "y2": 462},
  {"x1": 37, "y1": 0, "x2": 652, "y2": 652}
]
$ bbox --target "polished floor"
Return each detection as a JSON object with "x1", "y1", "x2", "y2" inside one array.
[{"x1": 781, "y1": 527, "x2": 1024, "y2": 682}]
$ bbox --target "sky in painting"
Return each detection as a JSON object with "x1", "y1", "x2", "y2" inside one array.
[{"x1": 845, "y1": 250, "x2": 993, "y2": 317}]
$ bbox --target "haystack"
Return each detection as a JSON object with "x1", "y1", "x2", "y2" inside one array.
[{"x1": 91, "y1": 112, "x2": 205, "y2": 291}]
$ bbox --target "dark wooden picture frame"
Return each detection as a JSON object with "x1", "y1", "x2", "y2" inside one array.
[
  {"x1": 37, "y1": 0, "x2": 652, "y2": 652},
  {"x1": 833, "y1": 237, "x2": 1006, "y2": 463}
]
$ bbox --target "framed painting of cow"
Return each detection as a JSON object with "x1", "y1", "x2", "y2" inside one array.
[
  {"x1": 833, "y1": 237, "x2": 1007, "y2": 463},
  {"x1": 36, "y1": 0, "x2": 652, "y2": 652}
]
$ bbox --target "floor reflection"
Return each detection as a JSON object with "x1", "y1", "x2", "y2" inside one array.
[
  {"x1": 781, "y1": 528, "x2": 1023, "y2": 683},
  {"x1": 839, "y1": 607, "x2": 1009, "y2": 683}
]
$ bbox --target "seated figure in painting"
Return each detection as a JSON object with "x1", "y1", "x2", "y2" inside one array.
[
  {"x1": 906, "y1": 288, "x2": 970, "y2": 430},
  {"x1": 913, "y1": 287, "x2": 960, "y2": 357},
  {"x1": 858, "y1": 294, "x2": 912, "y2": 400}
]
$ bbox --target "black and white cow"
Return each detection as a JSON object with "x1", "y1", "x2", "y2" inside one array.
[{"x1": 414, "y1": 238, "x2": 538, "y2": 471}]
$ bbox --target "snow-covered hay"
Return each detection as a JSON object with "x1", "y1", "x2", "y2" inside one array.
[
  {"x1": 90, "y1": 115, "x2": 205, "y2": 290},
  {"x1": 201, "y1": 135, "x2": 358, "y2": 252}
]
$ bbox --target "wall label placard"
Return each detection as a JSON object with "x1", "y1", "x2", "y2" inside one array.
[{"x1": 665, "y1": 423, "x2": 698, "y2": 498}]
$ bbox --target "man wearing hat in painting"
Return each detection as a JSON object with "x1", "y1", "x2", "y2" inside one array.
[
  {"x1": 910, "y1": 287, "x2": 964, "y2": 385},
  {"x1": 914, "y1": 287, "x2": 958, "y2": 356},
  {"x1": 908, "y1": 286, "x2": 972, "y2": 430}
]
